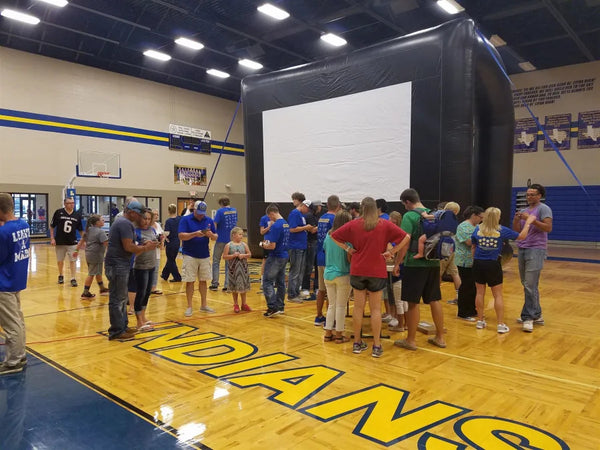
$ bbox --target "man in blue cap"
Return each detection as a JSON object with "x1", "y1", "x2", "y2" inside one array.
[
  {"x1": 178, "y1": 200, "x2": 217, "y2": 316},
  {"x1": 105, "y1": 199, "x2": 156, "y2": 341}
]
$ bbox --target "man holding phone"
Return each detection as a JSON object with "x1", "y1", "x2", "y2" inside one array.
[{"x1": 178, "y1": 200, "x2": 217, "y2": 317}]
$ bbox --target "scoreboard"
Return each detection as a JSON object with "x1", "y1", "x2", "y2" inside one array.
[{"x1": 169, "y1": 124, "x2": 212, "y2": 153}]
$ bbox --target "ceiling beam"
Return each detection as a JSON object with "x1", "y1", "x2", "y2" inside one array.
[
  {"x1": 343, "y1": 0, "x2": 408, "y2": 35},
  {"x1": 69, "y1": 3, "x2": 152, "y2": 31},
  {"x1": 482, "y1": 1, "x2": 545, "y2": 21},
  {"x1": 0, "y1": 31, "x2": 95, "y2": 57},
  {"x1": 541, "y1": 0, "x2": 595, "y2": 61}
]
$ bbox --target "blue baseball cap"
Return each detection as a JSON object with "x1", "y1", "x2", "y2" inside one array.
[
  {"x1": 194, "y1": 200, "x2": 208, "y2": 214},
  {"x1": 126, "y1": 200, "x2": 144, "y2": 214}
]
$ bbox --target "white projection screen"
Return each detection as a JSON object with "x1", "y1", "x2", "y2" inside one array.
[{"x1": 262, "y1": 82, "x2": 412, "y2": 203}]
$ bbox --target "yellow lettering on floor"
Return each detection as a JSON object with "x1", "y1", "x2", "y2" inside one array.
[
  {"x1": 417, "y1": 432, "x2": 466, "y2": 449},
  {"x1": 227, "y1": 365, "x2": 343, "y2": 408},
  {"x1": 202, "y1": 353, "x2": 298, "y2": 378},
  {"x1": 456, "y1": 417, "x2": 569, "y2": 450},
  {"x1": 135, "y1": 325, "x2": 221, "y2": 351},
  {"x1": 154, "y1": 337, "x2": 257, "y2": 366},
  {"x1": 301, "y1": 384, "x2": 468, "y2": 446}
]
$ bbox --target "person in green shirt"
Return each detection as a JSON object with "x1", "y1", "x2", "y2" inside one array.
[{"x1": 394, "y1": 188, "x2": 446, "y2": 351}]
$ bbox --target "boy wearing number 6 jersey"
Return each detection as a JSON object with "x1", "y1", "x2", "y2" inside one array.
[{"x1": 50, "y1": 197, "x2": 84, "y2": 287}]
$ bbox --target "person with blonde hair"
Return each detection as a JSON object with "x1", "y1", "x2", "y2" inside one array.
[
  {"x1": 331, "y1": 197, "x2": 410, "y2": 358},
  {"x1": 322, "y1": 210, "x2": 353, "y2": 343},
  {"x1": 471, "y1": 207, "x2": 535, "y2": 333},
  {"x1": 223, "y1": 227, "x2": 251, "y2": 313}
]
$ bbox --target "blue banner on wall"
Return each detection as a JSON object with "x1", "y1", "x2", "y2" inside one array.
[
  {"x1": 543, "y1": 113, "x2": 571, "y2": 151},
  {"x1": 577, "y1": 110, "x2": 600, "y2": 149},
  {"x1": 514, "y1": 118, "x2": 538, "y2": 153}
]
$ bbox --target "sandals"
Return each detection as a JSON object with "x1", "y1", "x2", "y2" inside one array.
[
  {"x1": 151, "y1": 290, "x2": 162, "y2": 295},
  {"x1": 334, "y1": 335, "x2": 350, "y2": 344},
  {"x1": 324, "y1": 335, "x2": 334, "y2": 342}
]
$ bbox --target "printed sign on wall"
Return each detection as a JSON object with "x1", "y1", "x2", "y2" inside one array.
[
  {"x1": 543, "y1": 113, "x2": 571, "y2": 151},
  {"x1": 174, "y1": 165, "x2": 207, "y2": 186},
  {"x1": 514, "y1": 118, "x2": 539, "y2": 153},
  {"x1": 577, "y1": 110, "x2": 600, "y2": 149}
]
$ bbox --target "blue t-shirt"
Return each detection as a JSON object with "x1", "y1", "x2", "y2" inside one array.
[
  {"x1": 179, "y1": 214, "x2": 216, "y2": 259},
  {"x1": 164, "y1": 216, "x2": 181, "y2": 249},
  {"x1": 259, "y1": 215, "x2": 270, "y2": 229},
  {"x1": 287, "y1": 208, "x2": 307, "y2": 250},
  {"x1": 316, "y1": 212, "x2": 335, "y2": 266},
  {"x1": 0, "y1": 220, "x2": 30, "y2": 291},
  {"x1": 105, "y1": 216, "x2": 136, "y2": 266},
  {"x1": 214, "y1": 206, "x2": 238, "y2": 243},
  {"x1": 472, "y1": 225, "x2": 519, "y2": 261},
  {"x1": 379, "y1": 213, "x2": 390, "y2": 221},
  {"x1": 265, "y1": 218, "x2": 290, "y2": 259},
  {"x1": 323, "y1": 233, "x2": 351, "y2": 280}
]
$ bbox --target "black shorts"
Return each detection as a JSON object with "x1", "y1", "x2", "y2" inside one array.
[
  {"x1": 401, "y1": 266, "x2": 441, "y2": 304},
  {"x1": 472, "y1": 259, "x2": 503, "y2": 287},
  {"x1": 350, "y1": 275, "x2": 387, "y2": 292}
]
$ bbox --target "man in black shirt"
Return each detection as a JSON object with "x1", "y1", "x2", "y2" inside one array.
[{"x1": 50, "y1": 197, "x2": 84, "y2": 286}]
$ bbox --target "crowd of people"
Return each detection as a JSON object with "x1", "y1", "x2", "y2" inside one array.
[{"x1": 0, "y1": 183, "x2": 553, "y2": 370}]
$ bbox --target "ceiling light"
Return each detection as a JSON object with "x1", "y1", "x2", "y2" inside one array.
[
  {"x1": 489, "y1": 34, "x2": 506, "y2": 47},
  {"x1": 436, "y1": 0, "x2": 465, "y2": 14},
  {"x1": 1, "y1": 9, "x2": 41, "y2": 25},
  {"x1": 143, "y1": 50, "x2": 171, "y2": 61},
  {"x1": 257, "y1": 3, "x2": 290, "y2": 20},
  {"x1": 239, "y1": 59, "x2": 263, "y2": 70},
  {"x1": 207, "y1": 69, "x2": 230, "y2": 78},
  {"x1": 36, "y1": 0, "x2": 68, "y2": 7},
  {"x1": 175, "y1": 37, "x2": 204, "y2": 50},
  {"x1": 320, "y1": 33, "x2": 347, "y2": 47},
  {"x1": 518, "y1": 61, "x2": 536, "y2": 72}
]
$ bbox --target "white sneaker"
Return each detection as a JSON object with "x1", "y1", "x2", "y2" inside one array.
[
  {"x1": 184, "y1": 307, "x2": 192, "y2": 317},
  {"x1": 388, "y1": 318, "x2": 399, "y2": 327},
  {"x1": 497, "y1": 323, "x2": 510, "y2": 334},
  {"x1": 200, "y1": 305, "x2": 215, "y2": 313},
  {"x1": 288, "y1": 297, "x2": 304, "y2": 303},
  {"x1": 517, "y1": 317, "x2": 545, "y2": 325},
  {"x1": 381, "y1": 314, "x2": 393, "y2": 323},
  {"x1": 300, "y1": 289, "x2": 310, "y2": 299},
  {"x1": 522, "y1": 320, "x2": 533, "y2": 332},
  {"x1": 476, "y1": 320, "x2": 486, "y2": 329}
]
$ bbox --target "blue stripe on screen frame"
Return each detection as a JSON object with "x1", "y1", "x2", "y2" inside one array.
[{"x1": 0, "y1": 108, "x2": 244, "y2": 156}]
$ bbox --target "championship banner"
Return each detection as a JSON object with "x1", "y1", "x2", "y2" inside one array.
[
  {"x1": 543, "y1": 113, "x2": 571, "y2": 151},
  {"x1": 514, "y1": 118, "x2": 538, "y2": 153},
  {"x1": 577, "y1": 110, "x2": 600, "y2": 149},
  {"x1": 174, "y1": 165, "x2": 207, "y2": 186}
]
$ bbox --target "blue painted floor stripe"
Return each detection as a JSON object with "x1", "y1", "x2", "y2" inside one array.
[{"x1": 0, "y1": 350, "x2": 205, "y2": 449}]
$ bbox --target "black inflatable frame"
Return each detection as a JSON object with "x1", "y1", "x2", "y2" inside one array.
[{"x1": 242, "y1": 19, "x2": 514, "y2": 254}]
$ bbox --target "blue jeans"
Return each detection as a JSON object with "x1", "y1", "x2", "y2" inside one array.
[
  {"x1": 105, "y1": 264, "x2": 130, "y2": 338},
  {"x1": 263, "y1": 256, "x2": 287, "y2": 311},
  {"x1": 301, "y1": 240, "x2": 317, "y2": 291},
  {"x1": 134, "y1": 267, "x2": 154, "y2": 312},
  {"x1": 518, "y1": 248, "x2": 546, "y2": 320},
  {"x1": 287, "y1": 248, "x2": 306, "y2": 298},
  {"x1": 212, "y1": 241, "x2": 229, "y2": 287}
]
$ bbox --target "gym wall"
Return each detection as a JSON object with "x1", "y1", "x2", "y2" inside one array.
[{"x1": 0, "y1": 46, "x2": 247, "y2": 227}]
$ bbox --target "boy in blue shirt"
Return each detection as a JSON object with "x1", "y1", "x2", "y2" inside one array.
[
  {"x1": 0, "y1": 193, "x2": 30, "y2": 375},
  {"x1": 210, "y1": 196, "x2": 238, "y2": 291}
]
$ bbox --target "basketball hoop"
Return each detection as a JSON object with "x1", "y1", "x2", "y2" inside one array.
[{"x1": 97, "y1": 171, "x2": 111, "y2": 178}]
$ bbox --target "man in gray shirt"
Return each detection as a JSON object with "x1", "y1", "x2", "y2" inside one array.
[{"x1": 105, "y1": 200, "x2": 156, "y2": 341}]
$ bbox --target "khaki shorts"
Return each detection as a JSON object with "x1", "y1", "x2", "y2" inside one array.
[
  {"x1": 55, "y1": 245, "x2": 77, "y2": 262},
  {"x1": 440, "y1": 253, "x2": 458, "y2": 277},
  {"x1": 87, "y1": 261, "x2": 104, "y2": 276},
  {"x1": 317, "y1": 266, "x2": 326, "y2": 293},
  {"x1": 182, "y1": 255, "x2": 211, "y2": 282}
]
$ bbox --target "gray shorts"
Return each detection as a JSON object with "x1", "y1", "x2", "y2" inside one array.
[
  {"x1": 55, "y1": 245, "x2": 77, "y2": 262},
  {"x1": 87, "y1": 261, "x2": 104, "y2": 276}
]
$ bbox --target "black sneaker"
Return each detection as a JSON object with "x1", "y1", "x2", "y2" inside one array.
[
  {"x1": 58, "y1": 275, "x2": 64, "y2": 284},
  {"x1": 222, "y1": 287, "x2": 228, "y2": 292},
  {"x1": 71, "y1": 279, "x2": 78, "y2": 287},
  {"x1": 263, "y1": 309, "x2": 277, "y2": 317},
  {"x1": 0, "y1": 360, "x2": 26, "y2": 375},
  {"x1": 209, "y1": 284, "x2": 219, "y2": 291},
  {"x1": 81, "y1": 291, "x2": 96, "y2": 299}
]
